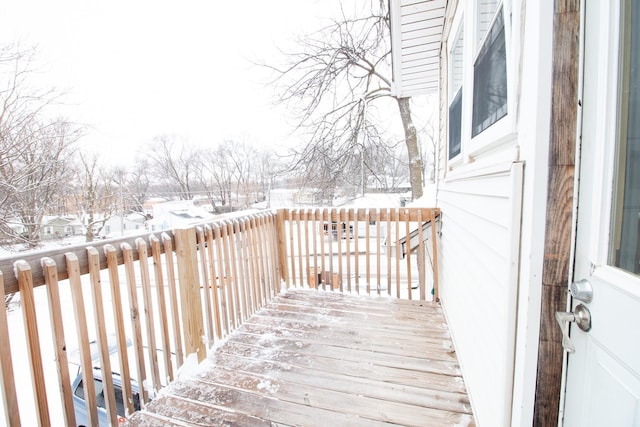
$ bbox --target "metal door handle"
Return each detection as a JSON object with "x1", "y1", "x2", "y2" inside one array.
[
  {"x1": 555, "y1": 304, "x2": 592, "y2": 353},
  {"x1": 570, "y1": 279, "x2": 593, "y2": 303}
]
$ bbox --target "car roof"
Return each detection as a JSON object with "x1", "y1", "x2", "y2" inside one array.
[{"x1": 68, "y1": 334, "x2": 133, "y2": 367}]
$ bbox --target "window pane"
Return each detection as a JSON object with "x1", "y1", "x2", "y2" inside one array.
[
  {"x1": 449, "y1": 25, "x2": 464, "y2": 160},
  {"x1": 472, "y1": 7, "x2": 507, "y2": 137},
  {"x1": 449, "y1": 88, "x2": 463, "y2": 159},
  {"x1": 450, "y1": 28, "x2": 464, "y2": 97},
  {"x1": 612, "y1": 0, "x2": 640, "y2": 274},
  {"x1": 478, "y1": 0, "x2": 500, "y2": 47}
]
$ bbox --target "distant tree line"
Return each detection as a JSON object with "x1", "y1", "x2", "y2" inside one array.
[
  {"x1": 0, "y1": 45, "x2": 285, "y2": 248},
  {"x1": 0, "y1": 35, "x2": 420, "y2": 250}
]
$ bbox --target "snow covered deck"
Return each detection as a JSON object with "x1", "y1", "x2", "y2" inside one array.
[{"x1": 127, "y1": 289, "x2": 474, "y2": 426}]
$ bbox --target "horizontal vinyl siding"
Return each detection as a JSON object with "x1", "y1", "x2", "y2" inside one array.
[
  {"x1": 438, "y1": 166, "x2": 520, "y2": 427},
  {"x1": 390, "y1": 0, "x2": 446, "y2": 96}
]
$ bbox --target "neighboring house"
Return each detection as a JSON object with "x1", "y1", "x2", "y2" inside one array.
[
  {"x1": 41, "y1": 216, "x2": 76, "y2": 240},
  {"x1": 146, "y1": 201, "x2": 215, "y2": 232},
  {"x1": 390, "y1": 1, "x2": 638, "y2": 426},
  {"x1": 96, "y1": 212, "x2": 148, "y2": 239},
  {"x1": 0, "y1": 218, "x2": 27, "y2": 242},
  {"x1": 142, "y1": 197, "x2": 169, "y2": 216}
]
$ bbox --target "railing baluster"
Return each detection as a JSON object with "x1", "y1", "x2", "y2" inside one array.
[
  {"x1": 65, "y1": 253, "x2": 100, "y2": 423},
  {"x1": 231, "y1": 221, "x2": 245, "y2": 323},
  {"x1": 104, "y1": 244, "x2": 135, "y2": 416},
  {"x1": 365, "y1": 209, "x2": 371, "y2": 295},
  {"x1": 354, "y1": 208, "x2": 362, "y2": 294},
  {"x1": 272, "y1": 213, "x2": 282, "y2": 294},
  {"x1": 287, "y1": 211, "x2": 295, "y2": 288},
  {"x1": 220, "y1": 222, "x2": 235, "y2": 329},
  {"x1": 405, "y1": 209, "x2": 412, "y2": 300},
  {"x1": 225, "y1": 221, "x2": 240, "y2": 328},
  {"x1": 195, "y1": 227, "x2": 214, "y2": 346},
  {"x1": 136, "y1": 239, "x2": 162, "y2": 391},
  {"x1": 308, "y1": 208, "x2": 318, "y2": 289},
  {"x1": 0, "y1": 271, "x2": 20, "y2": 427},
  {"x1": 260, "y1": 214, "x2": 272, "y2": 303},
  {"x1": 41, "y1": 258, "x2": 75, "y2": 427},
  {"x1": 303, "y1": 209, "x2": 310, "y2": 289},
  {"x1": 212, "y1": 224, "x2": 229, "y2": 335},
  {"x1": 149, "y1": 235, "x2": 175, "y2": 379},
  {"x1": 275, "y1": 209, "x2": 288, "y2": 290},
  {"x1": 15, "y1": 261, "x2": 50, "y2": 427},
  {"x1": 294, "y1": 210, "x2": 302, "y2": 289},
  {"x1": 386, "y1": 208, "x2": 392, "y2": 297},
  {"x1": 418, "y1": 210, "x2": 426, "y2": 301},
  {"x1": 255, "y1": 215, "x2": 268, "y2": 303},
  {"x1": 395, "y1": 209, "x2": 401, "y2": 299},
  {"x1": 376, "y1": 209, "x2": 382, "y2": 295},
  {"x1": 346, "y1": 208, "x2": 353, "y2": 293},
  {"x1": 121, "y1": 243, "x2": 150, "y2": 404},
  {"x1": 337, "y1": 208, "x2": 344, "y2": 293},
  {"x1": 161, "y1": 233, "x2": 184, "y2": 367},
  {"x1": 87, "y1": 247, "x2": 118, "y2": 426},
  {"x1": 328, "y1": 209, "x2": 335, "y2": 291},
  {"x1": 204, "y1": 226, "x2": 222, "y2": 341},
  {"x1": 233, "y1": 219, "x2": 249, "y2": 324},
  {"x1": 316, "y1": 208, "x2": 324, "y2": 289},
  {"x1": 247, "y1": 216, "x2": 260, "y2": 313}
]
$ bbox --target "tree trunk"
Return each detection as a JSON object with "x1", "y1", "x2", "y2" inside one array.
[{"x1": 396, "y1": 97, "x2": 423, "y2": 200}]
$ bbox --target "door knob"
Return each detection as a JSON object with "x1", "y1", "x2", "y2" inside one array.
[{"x1": 555, "y1": 304, "x2": 592, "y2": 353}]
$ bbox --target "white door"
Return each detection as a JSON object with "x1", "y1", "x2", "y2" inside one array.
[{"x1": 563, "y1": 0, "x2": 640, "y2": 426}]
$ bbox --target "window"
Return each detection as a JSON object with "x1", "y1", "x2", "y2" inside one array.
[
  {"x1": 74, "y1": 378, "x2": 141, "y2": 416},
  {"x1": 449, "y1": 26, "x2": 464, "y2": 160},
  {"x1": 472, "y1": 6, "x2": 507, "y2": 137},
  {"x1": 449, "y1": 89, "x2": 463, "y2": 159},
  {"x1": 477, "y1": 0, "x2": 500, "y2": 47},
  {"x1": 611, "y1": 0, "x2": 640, "y2": 274}
]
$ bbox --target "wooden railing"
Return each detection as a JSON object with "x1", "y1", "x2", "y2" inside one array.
[
  {"x1": 0, "y1": 207, "x2": 439, "y2": 426},
  {"x1": 276, "y1": 207, "x2": 440, "y2": 300}
]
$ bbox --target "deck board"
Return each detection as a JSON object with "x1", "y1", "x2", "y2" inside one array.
[{"x1": 128, "y1": 289, "x2": 475, "y2": 426}]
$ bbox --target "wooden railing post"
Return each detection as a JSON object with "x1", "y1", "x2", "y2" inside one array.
[
  {"x1": 276, "y1": 209, "x2": 289, "y2": 287},
  {"x1": 174, "y1": 226, "x2": 206, "y2": 363},
  {"x1": 431, "y1": 209, "x2": 440, "y2": 302}
]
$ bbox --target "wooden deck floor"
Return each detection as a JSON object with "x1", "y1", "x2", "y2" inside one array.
[{"x1": 127, "y1": 290, "x2": 475, "y2": 427}]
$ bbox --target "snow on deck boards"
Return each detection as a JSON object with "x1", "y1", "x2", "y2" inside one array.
[{"x1": 127, "y1": 290, "x2": 475, "y2": 427}]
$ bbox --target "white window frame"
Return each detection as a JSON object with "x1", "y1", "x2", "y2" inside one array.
[
  {"x1": 445, "y1": 0, "x2": 516, "y2": 175},
  {"x1": 468, "y1": 0, "x2": 516, "y2": 157},
  {"x1": 447, "y1": 10, "x2": 466, "y2": 166}
]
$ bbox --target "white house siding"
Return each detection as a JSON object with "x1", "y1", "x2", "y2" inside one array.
[
  {"x1": 437, "y1": 161, "x2": 522, "y2": 427},
  {"x1": 390, "y1": 0, "x2": 446, "y2": 97},
  {"x1": 390, "y1": 0, "x2": 556, "y2": 424}
]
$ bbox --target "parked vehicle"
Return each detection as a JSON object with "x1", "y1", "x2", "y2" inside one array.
[
  {"x1": 72, "y1": 367, "x2": 141, "y2": 427},
  {"x1": 69, "y1": 337, "x2": 142, "y2": 427}
]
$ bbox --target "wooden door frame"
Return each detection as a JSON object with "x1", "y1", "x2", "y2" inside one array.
[{"x1": 533, "y1": 0, "x2": 581, "y2": 425}]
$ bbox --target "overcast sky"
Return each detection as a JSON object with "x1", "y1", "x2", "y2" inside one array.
[{"x1": 0, "y1": 0, "x2": 334, "y2": 165}]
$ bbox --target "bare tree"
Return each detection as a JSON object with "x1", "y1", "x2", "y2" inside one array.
[
  {"x1": 74, "y1": 153, "x2": 119, "y2": 242},
  {"x1": 0, "y1": 118, "x2": 79, "y2": 246},
  {"x1": 0, "y1": 45, "x2": 81, "y2": 247},
  {"x1": 112, "y1": 160, "x2": 151, "y2": 213},
  {"x1": 265, "y1": 0, "x2": 424, "y2": 200},
  {"x1": 146, "y1": 135, "x2": 198, "y2": 200}
]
